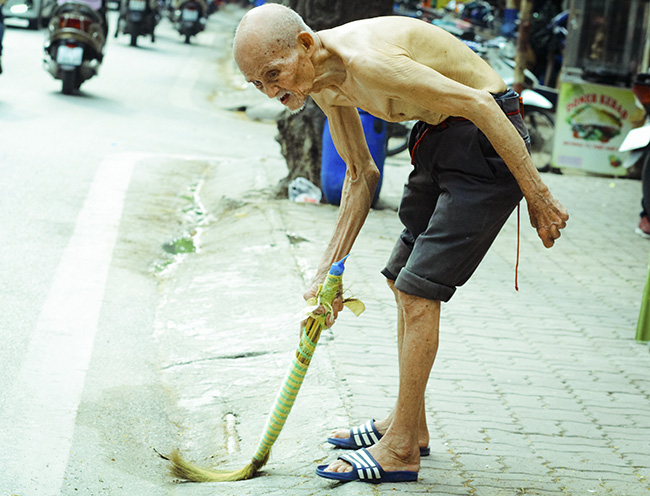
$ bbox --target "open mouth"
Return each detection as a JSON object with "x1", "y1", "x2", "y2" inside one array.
[{"x1": 279, "y1": 93, "x2": 291, "y2": 106}]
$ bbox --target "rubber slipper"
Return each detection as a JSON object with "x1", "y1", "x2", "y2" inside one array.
[
  {"x1": 327, "y1": 419, "x2": 430, "y2": 456},
  {"x1": 316, "y1": 447, "x2": 418, "y2": 483}
]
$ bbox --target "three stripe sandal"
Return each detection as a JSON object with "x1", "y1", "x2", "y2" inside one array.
[
  {"x1": 327, "y1": 419, "x2": 430, "y2": 456},
  {"x1": 315, "y1": 447, "x2": 418, "y2": 483}
]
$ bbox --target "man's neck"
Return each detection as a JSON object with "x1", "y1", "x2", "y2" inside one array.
[{"x1": 309, "y1": 34, "x2": 346, "y2": 92}]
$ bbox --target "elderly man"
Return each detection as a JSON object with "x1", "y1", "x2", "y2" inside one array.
[{"x1": 234, "y1": 3, "x2": 568, "y2": 483}]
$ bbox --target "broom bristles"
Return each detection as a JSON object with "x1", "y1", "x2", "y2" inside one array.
[{"x1": 167, "y1": 449, "x2": 271, "y2": 482}]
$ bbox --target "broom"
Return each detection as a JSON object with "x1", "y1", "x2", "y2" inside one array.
[
  {"x1": 636, "y1": 252, "x2": 650, "y2": 342},
  {"x1": 164, "y1": 254, "x2": 365, "y2": 481}
]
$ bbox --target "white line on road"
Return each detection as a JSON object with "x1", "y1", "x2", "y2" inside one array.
[{"x1": 0, "y1": 154, "x2": 136, "y2": 494}]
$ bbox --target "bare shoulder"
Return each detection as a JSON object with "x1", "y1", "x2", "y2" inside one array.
[
  {"x1": 320, "y1": 16, "x2": 466, "y2": 64},
  {"x1": 319, "y1": 16, "x2": 502, "y2": 93}
]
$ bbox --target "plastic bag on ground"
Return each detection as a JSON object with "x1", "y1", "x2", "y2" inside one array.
[{"x1": 288, "y1": 177, "x2": 322, "y2": 204}]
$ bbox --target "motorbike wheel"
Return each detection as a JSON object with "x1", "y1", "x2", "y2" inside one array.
[
  {"x1": 130, "y1": 33, "x2": 138, "y2": 46},
  {"x1": 385, "y1": 121, "x2": 412, "y2": 157},
  {"x1": 524, "y1": 107, "x2": 558, "y2": 173},
  {"x1": 62, "y1": 71, "x2": 77, "y2": 95}
]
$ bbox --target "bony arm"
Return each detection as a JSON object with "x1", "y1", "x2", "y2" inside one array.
[
  {"x1": 304, "y1": 103, "x2": 381, "y2": 298},
  {"x1": 365, "y1": 58, "x2": 568, "y2": 247},
  {"x1": 464, "y1": 92, "x2": 569, "y2": 247}
]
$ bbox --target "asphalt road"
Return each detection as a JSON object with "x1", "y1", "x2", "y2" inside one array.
[{"x1": 0, "y1": 6, "x2": 282, "y2": 494}]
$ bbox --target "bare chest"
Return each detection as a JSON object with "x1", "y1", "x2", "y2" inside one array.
[{"x1": 317, "y1": 83, "x2": 445, "y2": 125}]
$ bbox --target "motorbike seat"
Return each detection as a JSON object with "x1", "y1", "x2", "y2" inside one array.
[{"x1": 53, "y1": 2, "x2": 103, "y2": 25}]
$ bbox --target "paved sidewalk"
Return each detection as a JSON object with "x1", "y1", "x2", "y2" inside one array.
[{"x1": 154, "y1": 141, "x2": 650, "y2": 495}]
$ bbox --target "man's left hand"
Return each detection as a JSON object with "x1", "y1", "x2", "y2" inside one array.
[{"x1": 527, "y1": 191, "x2": 569, "y2": 248}]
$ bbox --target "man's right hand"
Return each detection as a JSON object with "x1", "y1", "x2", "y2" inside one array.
[{"x1": 302, "y1": 275, "x2": 344, "y2": 331}]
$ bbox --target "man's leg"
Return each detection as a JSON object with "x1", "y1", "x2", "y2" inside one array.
[
  {"x1": 327, "y1": 279, "x2": 430, "y2": 450},
  {"x1": 324, "y1": 289, "x2": 440, "y2": 473}
]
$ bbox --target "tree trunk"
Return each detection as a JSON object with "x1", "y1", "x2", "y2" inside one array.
[{"x1": 273, "y1": 0, "x2": 394, "y2": 198}]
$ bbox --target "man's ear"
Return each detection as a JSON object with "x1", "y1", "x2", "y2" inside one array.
[{"x1": 297, "y1": 31, "x2": 315, "y2": 53}]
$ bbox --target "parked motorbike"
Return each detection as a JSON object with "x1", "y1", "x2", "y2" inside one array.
[
  {"x1": 43, "y1": 2, "x2": 106, "y2": 95},
  {"x1": 173, "y1": 0, "x2": 205, "y2": 44},
  {"x1": 461, "y1": 0, "x2": 494, "y2": 29},
  {"x1": 529, "y1": 9, "x2": 568, "y2": 89},
  {"x1": 115, "y1": 0, "x2": 158, "y2": 46}
]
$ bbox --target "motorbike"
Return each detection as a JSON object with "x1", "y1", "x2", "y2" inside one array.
[
  {"x1": 115, "y1": 0, "x2": 158, "y2": 46},
  {"x1": 173, "y1": 0, "x2": 205, "y2": 44},
  {"x1": 43, "y1": 2, "x2": 106, "y2": 95},
  {"x1": 529, "y1": 9, "x2": 568, "y2": 89},
  {"x1": 461, "y1": 0, "x2": 494, "y2": 29}
]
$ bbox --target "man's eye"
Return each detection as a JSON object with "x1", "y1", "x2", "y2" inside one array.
[
  {"x1": 253, "y1": 80, "x2": 262, "y2": 88},
  {"x1": 267, "y1": 70, "x2": 279, "y2": 79}
]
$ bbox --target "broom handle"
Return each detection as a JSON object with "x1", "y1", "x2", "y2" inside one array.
[{"x1": 251, "y1": 256, "x2": 347, "y2": 462}]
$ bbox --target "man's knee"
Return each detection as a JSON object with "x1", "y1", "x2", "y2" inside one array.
[{"x1": 397, "y1": 289, "x2": 441, "y2": 319}]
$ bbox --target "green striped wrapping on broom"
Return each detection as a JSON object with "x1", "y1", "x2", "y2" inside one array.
[
  {"x1": 636, "y1": 252, "x2": 650, "y2": 342},
  {"x1": 166, "y1": 255, "x2": 365, "y2": 482},
  {"x1": 253, "y1": 323, "x2": 319, "y2": 462}
]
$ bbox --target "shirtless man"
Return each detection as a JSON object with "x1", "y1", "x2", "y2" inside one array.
[{"x1": 234, "y1": 4, "x2": 568, "y2": 483}]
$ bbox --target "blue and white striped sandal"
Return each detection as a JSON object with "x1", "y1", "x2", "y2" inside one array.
[
  {"x1": 315, "y1": 447, "x2": 418, "y2": 483},
  {"x1": 327, "y1": 419, "x2": 430, "y2": 456}
]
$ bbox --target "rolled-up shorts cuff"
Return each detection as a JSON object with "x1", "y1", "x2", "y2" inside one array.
[
  {"x1": 381, "y1": 236, "x2": 411, "y2": 282},
  {"x1": 395, "y1": 268, "x2": 456, "y2": 302}
]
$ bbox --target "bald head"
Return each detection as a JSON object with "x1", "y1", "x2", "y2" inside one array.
[{"x1": 233, "y1": 4, "x2": 313, "y2": 70}]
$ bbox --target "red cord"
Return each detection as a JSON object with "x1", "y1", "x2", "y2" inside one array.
[{"x1": 515, "y1": 202, "x2": 520, "y2": 292}]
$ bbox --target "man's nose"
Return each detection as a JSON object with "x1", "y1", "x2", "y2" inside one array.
[{"x1": 263, "y1": 84, "x2": 281, "y2": 98}]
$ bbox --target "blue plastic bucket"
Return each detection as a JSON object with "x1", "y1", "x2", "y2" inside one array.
[{"x1": 321, "y1": 109, "x2": 386, "y2": 206}]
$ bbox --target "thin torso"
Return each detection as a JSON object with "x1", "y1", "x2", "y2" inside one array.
[{"x1": 311, "y1": 16, "x2": 506, "y2": 125}]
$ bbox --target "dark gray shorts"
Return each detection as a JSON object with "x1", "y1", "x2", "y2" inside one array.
[{"x1": 381, "y1": 90, "x2": 529, "y2": 302}]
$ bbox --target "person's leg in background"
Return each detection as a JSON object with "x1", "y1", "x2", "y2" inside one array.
[
  {"x1": 637, "y1": 154, "x2": 650, "y2": 238},
  {"x1": 0, "y1": 7, "x2": 4, "y2": 75}
]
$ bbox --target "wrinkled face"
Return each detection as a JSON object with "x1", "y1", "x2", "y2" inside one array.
[{"x1": 237, "y1": 43, "x2": 314, "y2": 113}]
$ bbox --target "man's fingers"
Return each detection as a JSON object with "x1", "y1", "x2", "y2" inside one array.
[
  {"x1": 538, "y1": 224, "x2": 564, "y2": 248},
  {"x1": 303, "y1": 286, "x2": 318, "y2": 302},
  {"x1": 528, "y1": 196, "x2": 569, "y2": 249},
  {"x1": 539, "y1": 230, "x2": 554, "y2": 247}
]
